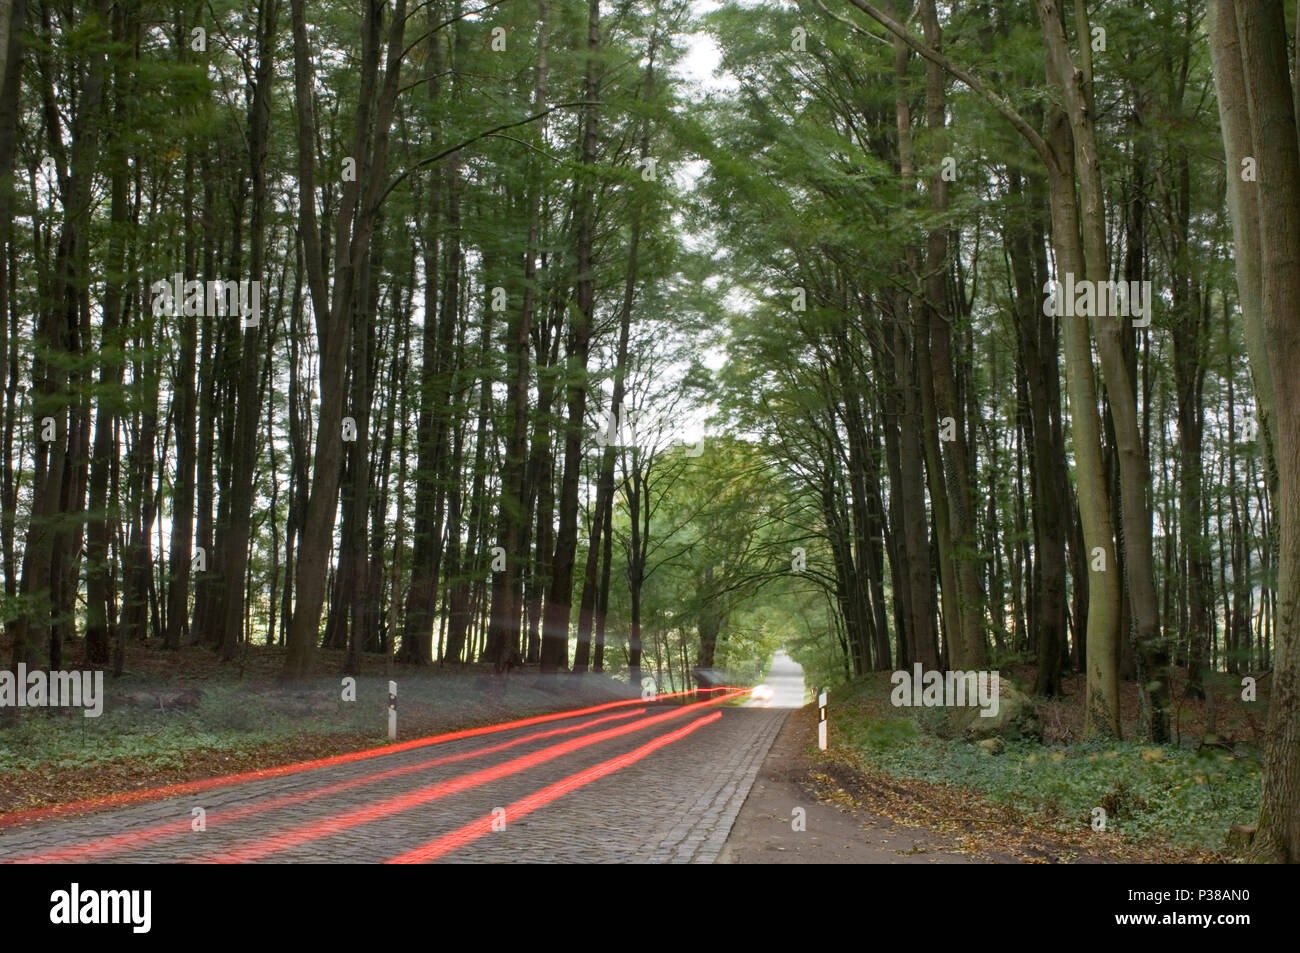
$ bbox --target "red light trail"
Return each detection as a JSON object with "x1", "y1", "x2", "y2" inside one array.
[
  {"x1": 385, "y1": 711, "x2": 723, "y2": 863},
  {"x1": 6, "y1": 708, "x2": 648, "y2": 864},
  {"x1": 204, "y1": 690, "x2": 746, "y2": 863},
  {"x1": 0, "y1": 688, "x2": 736, "y2": 830}
]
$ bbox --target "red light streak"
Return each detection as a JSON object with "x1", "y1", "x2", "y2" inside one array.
[
  {"x1": 0, "y1": 688, "x2": 727, "y2": 829},
  {"x1": 5, "y1": 708, "x2": 648, "y2": 864},
  {"x1": 205, "y1": 690, "x2": 745, "y2": 863},
  {"x1": 385, "y1": 712, "x2": 723, "y2": 863}
]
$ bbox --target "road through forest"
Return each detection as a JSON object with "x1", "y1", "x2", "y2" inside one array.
[{"x1": 0, "y1": 661, "x2": 804, "y2": 863}]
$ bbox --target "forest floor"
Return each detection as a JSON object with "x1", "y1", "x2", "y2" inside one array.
[
  {"x1": 0, "y1": 638, "x2": 638, "y2": 815},
  {"x1": 766, "y1": 665, "x2": 1266, "y2": 862}
]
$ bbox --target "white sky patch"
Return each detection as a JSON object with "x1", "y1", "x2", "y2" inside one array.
[{"x1": 673, "y1": 2, "x2": 738, "y2": 94}]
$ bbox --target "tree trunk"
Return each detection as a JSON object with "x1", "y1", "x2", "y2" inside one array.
[
  {"x1": 540, "y1": 0, "x2": 601, "y2": 674},
  {"x1": 1211, "y1": 0, "x2": 1300, "y2": 865}
]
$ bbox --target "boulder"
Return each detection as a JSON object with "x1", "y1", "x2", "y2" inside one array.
[
  {"x1": 122, "y1": 688, "x2": 204, "y2": 710},
  {"x1": 953, "y1": 682, "x2": 1042, "y2": 742},
  {"x1": 158, "y1": 689, "x2": 203, "y2": 709}
]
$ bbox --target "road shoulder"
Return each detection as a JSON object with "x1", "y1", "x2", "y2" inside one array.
[{"x1": 717, "y1": 704, "x2": 998, "y2": 864}]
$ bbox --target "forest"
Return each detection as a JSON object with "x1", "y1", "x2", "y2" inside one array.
[{"x1": 0, "y1": 0, "x2": 1297, "y2": 863}]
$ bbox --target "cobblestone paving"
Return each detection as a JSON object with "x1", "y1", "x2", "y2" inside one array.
[{"x1": 0, "y1": 705, "x2": 786, "y2": 864}]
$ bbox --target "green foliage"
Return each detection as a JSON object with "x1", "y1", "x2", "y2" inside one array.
[
  {"x1": 832, "y1": 677, "x2": 1261, "y2": 851},
  {"x1": 0, "y1": 708, "x2": 279, "y2": 772},
  {"x1": 0, "y1": 685, "x2": 367, "y2": 772}
]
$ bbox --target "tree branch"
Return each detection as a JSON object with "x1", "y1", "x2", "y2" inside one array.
[
  {"x1": 373, "y1": 100, "x2": 599, "y2": 212},
  {"x1": 840, "y1": 0, "x2": 1057, "y2": 172}
]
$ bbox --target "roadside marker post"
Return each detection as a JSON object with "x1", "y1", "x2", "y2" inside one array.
[
  {"x1": 817, "y1": 691, "x2": 827, "y2": 750},
  {"x1": 388, "y1": 680, "x2": 398, "y2": 741}
]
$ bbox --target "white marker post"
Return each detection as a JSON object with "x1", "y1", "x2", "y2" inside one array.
[
  {"x1": 388, "y1": 680, "x2": 397, "y2": 741},
  {"x1": 817, "y1": 691, "x2": 827, "y2": 750}
]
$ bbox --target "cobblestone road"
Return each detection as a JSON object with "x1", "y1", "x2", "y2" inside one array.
[{"x1": 0, "y1": 700, "x2": 786, "y2": 864}]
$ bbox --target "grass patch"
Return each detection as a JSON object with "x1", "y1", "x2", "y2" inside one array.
[
  {"x1": 0, "y1": 669, "x2": 633, "y2": 782},
  {"x1": 0, "y1": 684, "x2": 353, "y2": 773},
  {"x1": 829, "y1": 674, "x2": 1260, "y2": 853}
]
